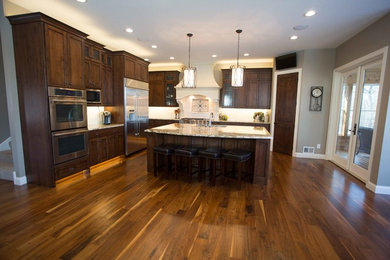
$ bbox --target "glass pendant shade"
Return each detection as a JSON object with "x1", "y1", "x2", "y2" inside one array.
[
  {"x1": 231, "y1": 29, "x2": 245, "y2": 87},
  {"x1": 183, "y1": 67, "x2": 196, "y2": 88},
  {"x1": 231, "y1": 65, "x2": 244, "y2": 87},
  {"x1": 183, "y1": 33, "x2": 196, "y2": 88}
]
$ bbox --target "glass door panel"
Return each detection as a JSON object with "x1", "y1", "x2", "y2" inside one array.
[
  {"x1": 335, "y1": 71, "x2": 358, "y2": 163},
  {"x1": 352, "y1": 64, "x2": 381, "y2": 170}
]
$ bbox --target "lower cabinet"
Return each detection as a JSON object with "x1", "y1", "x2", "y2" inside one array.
[
  {"x1": 54, "y1": 156, "x2": 88, "y2": 181},
  {"x1": 88, "y1": 126, "x2": 124, "y2": 166}
]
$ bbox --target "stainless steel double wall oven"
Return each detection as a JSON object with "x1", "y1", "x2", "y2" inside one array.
[{"x1": 48, "y1": 87, "x2": 88, "y2": 164}]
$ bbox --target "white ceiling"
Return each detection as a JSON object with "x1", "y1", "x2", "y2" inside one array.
[{"x1": 5, "y1": 0, "x2": 390, "y2": 65}]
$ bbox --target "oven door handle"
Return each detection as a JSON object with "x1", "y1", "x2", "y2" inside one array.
[
  {"x1": 50, "y1": 98, "x2": 87, "y2": 103},
  {"x1": 52, "y1": 129, "x2": 88, "y2": 137}
]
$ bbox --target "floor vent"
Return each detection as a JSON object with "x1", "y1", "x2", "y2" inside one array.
[{"x1": 303, "y1": 146, "x2": 315, "y2": 154}]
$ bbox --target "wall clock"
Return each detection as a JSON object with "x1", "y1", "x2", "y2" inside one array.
[
  {"x1": 309, "y1": 86, "x2": 323, "y2": 111},
  {"x1": 192, "y1": 99, "x2": 209, "y2": 112}
]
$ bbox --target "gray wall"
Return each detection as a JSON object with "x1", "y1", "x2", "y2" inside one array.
[
  {"x1": 0, "y1": 0, "x2": 26, "y2": 178},
  {"x1": 0, "y1": 37, "x2": 10, "y2": 143},
  {"x1": 335, "y1": 12, "x2": 390, "y2": 186},
  {"x1": 296, "y1": 49, "x2": 335, "y2": 154}
]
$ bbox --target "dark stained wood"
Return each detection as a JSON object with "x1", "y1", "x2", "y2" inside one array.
[
  {"x1": 88, "y1": 126, "x2": 124, "y2": 167},
  {"x1": 0, "y1": 152, "x2": 389, "y2": 259},
  {"x1": 101, "y1": 49, "x2": 113, "y2": 105},
  {"x1": 125, "y1": 57, "x2": 135, "y2": 79},
  {"x1": 108, "y1": 51, "x2": 149, "y2": 124},
  {"x1": 146, "y1": 132, "x2": 269, "y2": 184},
  {"x1": 45, "y1": 24, "x2": 67, "y2": 88},
  {"x1": 84, "y1": 39, "x2": 103, "y2": 89},
  {"x1": 273, "y1": 72, "x2": 298, "y2": 155},
  {"x1": 10, "y1": 21, "x2": 55, "y2": 187},
  {"x1": 54, "y1": 156, "x2": 88, "y2": 180},
  {"x1": 220, "y1": 68, "x2": 272, "y2": 108},
  {"x1": 8, "y1": 12, "x2": 88, "y2": 186},
  {"x1": 67, "y1": 33, "x2": 85, "y2": 89},
  {"x1": 148, "y1": 71, "x2": 165, "y2": 106}
]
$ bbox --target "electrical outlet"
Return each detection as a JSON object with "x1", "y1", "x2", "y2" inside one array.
[{"x1": 317, "y1": 144, "x2": 321, "y2": 149}]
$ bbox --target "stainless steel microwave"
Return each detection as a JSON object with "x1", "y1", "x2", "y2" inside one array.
[
  {"x1": 48, "y1": 87, "x2": 87, "y2": 131},
  {"x1": 86, "y1": 89, "x2": 101, "y2": 104}
]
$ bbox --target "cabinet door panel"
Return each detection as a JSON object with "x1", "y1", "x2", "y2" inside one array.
[
  {"x1": 67, "y1": 34, "x2": 84, "y2": 89},
  {"x1": 89, "y1": 138, "x2": 100, "y2": 166},
  {"x1": 102, "y1": 67, "x2": 113, "y2": 105},
  {"x1": 125, "y1": 58, "x2": 135, "y2": 78},
  {"x1": 45, "y1": 25, "x2": 66, "y2": 87},
  {"x1": 149, "y1": 72, "x2": 165, "y2": 106},
  {"x1": 89, "y1": 61, "x2": 101, "y2": 89},
  {"x1": 107, "y1": 134, "x2": 116, "y2": 159},
  {"x1": 116, "y1": 132, "x2": 124, "y2": 156},
  {"x1": 134, "y1": 62, "x2": 142, "y2": 81}
]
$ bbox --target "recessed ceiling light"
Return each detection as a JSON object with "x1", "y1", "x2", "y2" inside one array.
[
  {"x1": 243, "y1": 53, "x2": 249, "y2": 56},
  {"x1": 76, "y1": 0, "x2": 87, "y2": 2},
  {"x1": 290, "y1": 35, "x2": 298, "y2": 40},
  {"x1": 169, "y1": 57, "x2": 174, "y2": 60},
  {"x1": 125, "y1": 28, "x2": 133, "y2": 33},
  {"x1": 304, "y1": 10, "x2": 316, "y2": 17},
  {"x1": 293, "y1": 25, "x2": 309, "y2": 31},
  {"x1": 151, "y1": 45, "x2": 157, "y2": 49},
  {"x1": 211, "y1": 54, "x2": 217, "y2": 58},
  {"x1": 144, "y1": 58, "x2": 149, "y2": 61}
]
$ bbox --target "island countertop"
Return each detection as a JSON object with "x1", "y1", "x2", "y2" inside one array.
[{"x1": 145, "y1": 123, "x2": 271, "y2": 139}]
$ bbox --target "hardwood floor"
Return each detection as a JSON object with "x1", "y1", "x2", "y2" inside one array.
[{"x1": 0, "y1": 152, "x2": 389, "y2": 259}]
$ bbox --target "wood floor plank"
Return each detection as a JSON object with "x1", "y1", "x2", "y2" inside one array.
[{"x1": 0, "y1": 151, "x2": 390, "y2": 259}]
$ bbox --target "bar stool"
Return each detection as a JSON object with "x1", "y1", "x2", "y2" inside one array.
[
  {"x1": 222, "y1": 150, "x2": 252, "y2": 189},
  {"x1": 153, "y1": 144, "x2": 180, "y2": 178},
  {"x1": 198, "y1": 147, "x2": 225, "y2": 186},
  {"x1": 174, "y1": 146, "x2": 200, "y2": 182}
]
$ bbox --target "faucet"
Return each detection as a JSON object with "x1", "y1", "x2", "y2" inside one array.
[{"x1": 208, "y1": 112, "x2": 214, "y2": 127}]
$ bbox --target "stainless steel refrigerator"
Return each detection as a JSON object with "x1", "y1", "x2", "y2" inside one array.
[{"x1": 124, "y1": 78, "x2": 149, "y2": 155}]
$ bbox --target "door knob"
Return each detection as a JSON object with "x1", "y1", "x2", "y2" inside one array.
[{"x1": 348, "y1": 123, "x2": 357, "y2": 135}]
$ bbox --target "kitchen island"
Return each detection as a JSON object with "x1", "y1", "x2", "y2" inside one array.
[{"x1": 145, "y1": 123, "x2": 271, "y2": 184}]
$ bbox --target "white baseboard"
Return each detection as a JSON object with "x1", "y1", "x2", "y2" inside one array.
[
  {"x1": 366, "y1": 182, "x2": 390, "y2": 195},
  {"x1": 294, "y1": 153, "x2": 327, "y2": 160},
  {"x1": 13, "y1": 171, "x2": 27, "y2": 186},
  {"x1": 0, "y1": 137, "x2": 11, "y2": 151}
]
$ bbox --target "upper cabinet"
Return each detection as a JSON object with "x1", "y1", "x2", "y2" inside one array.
[
  {"x1": 149, "y1": 71, "x2": 179, "y2": 107},
  {"x1": 84, "y1": 39, "x2": 104, "y2": 89},
  {"x1": 45, "y1": 24, "x2": 85, "y2": 89},
  {"x1": 220, "y1": 68, "x2": 272, "y2": 109},
  {"x1": 124, "y1": 54, "x2": 149, "y2": 82},
  {"x1": 101, "y1": 49, "x2": 113, "y2": 105}
]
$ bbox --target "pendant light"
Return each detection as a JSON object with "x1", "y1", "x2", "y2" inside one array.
[
  {"x1": 183, "y1": 33, "x2": 196, "y2": 88},
  {"x1": 231, "y1": 29, "x2": 245, "y2": 87}
]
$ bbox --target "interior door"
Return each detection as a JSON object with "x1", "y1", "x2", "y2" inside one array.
[
  {"x1": 273, "y1": 72, "x2": 298, "y2": 155},
  {"x1": 332, "y1": 61, "x2": 382, "y2": 182}
]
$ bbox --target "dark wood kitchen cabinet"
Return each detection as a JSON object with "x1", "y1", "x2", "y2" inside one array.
[
  {"x1": 88, "y1": 126, "x2": 124, "y2": 166},
  {"x1": 101, "y1": 49, "x2": 113, "y2": 105},
  {"x1": 109, "y1": 51, "x2": 149, "y2": 124},
  {"x1": 45, "y1": 24, "x2": 85, "y2": 89},
  {"x1": 149, "y1": 71, "x2": 179, "y2": 107},
  {"x1": 84, "y1": 39, "x2": 104, "y2": 89},
  {"x1": 8, "y1": 12, "x2": 88, "y2": 187},
  {"x1": 124, "y1": 54, "x2": 149, "y2": 82},
  {"x1": 220, "y1": 68, "x2": 272, "y2": 108}
]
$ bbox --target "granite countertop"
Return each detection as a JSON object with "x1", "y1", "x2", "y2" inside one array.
[
  {"x1": 145, "y1": 123, "x2": 271, "y2": 139},
  {"x1": 149, "y1": 118, "x2": 271, "y2": 124},
  {"x1": 88, "y1": 123, "x2": 124, "y2": 131}
]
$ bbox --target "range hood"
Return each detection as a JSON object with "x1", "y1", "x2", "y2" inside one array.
[{"x1": 175, "y1": 64, "x2": 221, "y2": 100}]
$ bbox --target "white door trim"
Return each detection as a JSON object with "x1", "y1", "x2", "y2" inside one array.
[
  {"x1": 270, "y1": 68, "x2": 303, "y2": 157},
  {"x1": 326, "y1": 46, "x2": 388, "y2": 184}
]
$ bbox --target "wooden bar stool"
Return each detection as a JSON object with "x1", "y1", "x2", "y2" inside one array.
[
  {"x1": 153, "y1": 144, "x2": 180, "y2": 178},
  {"x1": 198, "y1": 147, "x2": 225, "y2": 186},
  {"x1": 222, "y1": 150, "x2": 252, "y2": 189},
  {"x1": 174, "y1": 146, "x2": 200, "y2": 182}
]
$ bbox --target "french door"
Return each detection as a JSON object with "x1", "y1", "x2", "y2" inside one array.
[{"x1": 332, "y1": 60, "x2": 382, "y2": 182}]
